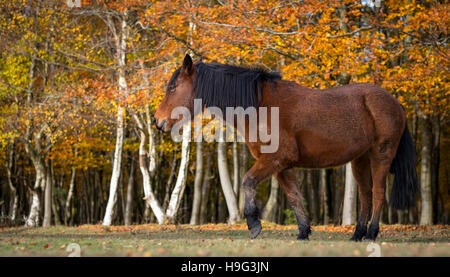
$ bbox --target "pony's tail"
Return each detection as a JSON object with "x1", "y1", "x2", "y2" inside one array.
[{"x1": 389, "y1": 123, "x2": 419, "y2": 210}]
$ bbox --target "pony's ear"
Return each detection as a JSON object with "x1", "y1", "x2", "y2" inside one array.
[{"x1": 182, "y1": 54, "x2": 193, "y2": 75}]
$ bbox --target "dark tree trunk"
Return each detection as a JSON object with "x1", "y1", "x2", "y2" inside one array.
[
  {"x1": 307, "y1": 170, "x2": 320, "y2": 225},
  {"x1": 431, "y1": 116, "x2": 440, "y2": 223},
  {"x1": 125, "y1": 156, "x2": 136, "y2": 226},
  {"x1": 419, "y1": 114, "x2": 433, "y2": 225},
  {"x1": 200, "y1": 152, "x2": 212, "y2": 224},
  {"x1": 190, "y1": 142, "x2": 203, "y2": 225}
]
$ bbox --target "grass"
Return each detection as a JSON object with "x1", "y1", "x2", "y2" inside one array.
[{"x1": 0, "y1": 223, "x2": 448, "y2": 257}]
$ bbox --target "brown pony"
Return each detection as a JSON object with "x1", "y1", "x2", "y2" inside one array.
[{"x1": 154, "y1": 54, "x2": 418, "y2": 241}]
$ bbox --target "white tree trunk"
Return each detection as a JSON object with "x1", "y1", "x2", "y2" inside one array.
[
  {"x1": 103, "y1": 105, "x2": 125, "y2": 226},
  {"x1": 342, "y1": 163, "x2": 357, "y2": 225},
  {"x1": 190, "y1": 142, "x2": 203, "y2": 225},
  {"x1": 23, "y1": 54, "x2": 43, "y2": 228},
  {"x1": 25, "y1": 165, "x2": 45, "y2": 227},
  {"x1": 146, "y1": 106, "x2": 157, "y2": 176},
  {"x1": 133, "y1": 113, "x2": 166, "y2": 224},
  {"x1": 24, "y1": 138, "x2": 46, "y2": 227},
  {"x1": 166, "y1": 123, "x2": 191, "y2": 221},
  {"x1": 262, "y1": 176, "x2": 279, "y2": 222},
  {"x1": 6, "y1": 146, "x2": 18, "y2": 221},
  {"x1": 134, "y1": 49, "x2": 157, "y2": 177},
  {"x1": 64, "y1": 168, "x2": 76, "y2": 225},
  {"x1": 134, "y1": 48, "x2": 163, "y2": 223},
  {"x1": 103, "y1": 15, "x2": 128, "y2": 226},
  {"x1": 217, "y1": 130, "x2": 241, "y2": 224},
  {"x1": 26, "y1": 190, "x2": 41, "y2": 227},
  {"x1": 43, "y1": 161, "x2": 52, "y2": 227},
  {"x1": 141, "y1": 161, "x2": 165, "y2": 224},
  {"x1": 9, "y1": 189, "x2": 18, "y2": 222}
]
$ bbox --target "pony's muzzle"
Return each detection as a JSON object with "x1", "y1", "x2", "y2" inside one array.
[{"x1": 154, "y1": 118, "x2": 167, "y2": 132}]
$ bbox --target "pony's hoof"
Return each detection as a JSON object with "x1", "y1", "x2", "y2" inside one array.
[
  {"x1": 249, "y1": 223, "x2": 262, "y2": 239},
  {"x1": 297, "y1": 225, "x2": 311, "y2": 240},
  {"x1": 350, "y1": 236, "x2": 361, "y2": 242},
  {"x1": 350, "y1": 236, "x2": 362, "y2": 242},
  {"x1": 350, "y1": 223, "x2": 367, "y2": 242},
  {"x1": 365, "y1": 224, "x2": 379, "y2": 241}
]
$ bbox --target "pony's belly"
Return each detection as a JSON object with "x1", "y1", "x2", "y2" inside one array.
[
  {"x1": 295, "y1": 154, "x2": 361, "y2": 169},
  {"x1": 294, "y1": 135, "x2": 372, "y2": 169}
]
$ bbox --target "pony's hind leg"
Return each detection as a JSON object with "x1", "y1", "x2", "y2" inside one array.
[
  {"x1": 350, "y1": 152, "x2": 373, "y2": 241},
  {"x1": 242, "y1": 157, "x2": 284, "y2": 239},
  {"x1": 275, "y1": 169, "x2": 311, "y2": 240},
  {"x1": 366, "y1": 143, "x2": 398, "y2": 241}
]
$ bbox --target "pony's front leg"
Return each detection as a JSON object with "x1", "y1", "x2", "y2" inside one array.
[
  {"x1": 242, "y1": 157, "x2": 283, "y2": 239},
  {"x1": 274, "y1": 169, "x2": 311, "y2": 240}
]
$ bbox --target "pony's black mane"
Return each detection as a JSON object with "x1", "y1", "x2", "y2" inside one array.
[{"x1": 168, "y1": 62, "x2": 281, "y2": 110}]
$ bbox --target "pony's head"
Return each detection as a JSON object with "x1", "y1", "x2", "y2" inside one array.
[
  {"x1": 154, "y1": 54, "x2": 196, "y2": 132},
  {"x1": 154, "y1": 53, "x2": 281, "y2": 132}
]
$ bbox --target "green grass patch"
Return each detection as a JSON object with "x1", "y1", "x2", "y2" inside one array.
[{"x1": 0, "y1": 224, "x2": 448, "y2": 257}]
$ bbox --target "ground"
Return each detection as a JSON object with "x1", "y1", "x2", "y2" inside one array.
[{"x1": 0, "y1": 223, "x2": 448, "y2": 257}]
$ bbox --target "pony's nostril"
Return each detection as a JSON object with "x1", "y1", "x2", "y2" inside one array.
[
  {"x1": 153, "y1": 118, "x2": 167, "y2": 132},
  {"x1": 160, "y1": 119, "x2": 167, "y2": 131}
]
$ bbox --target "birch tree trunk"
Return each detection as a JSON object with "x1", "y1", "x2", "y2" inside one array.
[
  {"x1": 6, "y1": 145, "x2": 18, "y2": 221},
  {"x1": 166, "y1": 123, "x2": 191, "y2": 222},
  {"x1": 26, "y1": 188, "x2": 41, "y2": 227},
  {"x1": 103, "y1": 14, "x2": 128, "y2": 226},
  {"x1": 103, "y1": 106, "x2": 125, "y2": 226},
  {"x1": 419, "y1": 115, "x2": 433, "y2": 225},
  {"x1": 262, "y1": 176, "x2": 279, "y2": 222},
  {"x1": 133, "y1": 113, "x2": 165, "y2": 224},
  {"x1": 190, "y1": 141, "x2": 203, "y2": 225},
  {"x1": 146, "y1": 106, "x2": 157, "y2": 177},
  {"x1": 342, "y1": 163, "x2": 357, "y2": 225},
  {"x1": 23, "y1": 54, "x2": 43, "y2": 227},
  {"x1": 25, "y1": 158, "x2": 45, "y2": 227},
  {"x1": 134, "y1": 53, "x2": 160, "y2": 223},
  {"x1": 217, "y1": 131, "x2": 240, "y2": 224},
  {"x1": 24, "y1": 130, "x2": 47, "y2": 227},
  {"x1": 43, "y1": 159, "x2": 52, "y2": 227},
  {"x1": 64, "y1": 168, "x2": 76, "y2": 225}
]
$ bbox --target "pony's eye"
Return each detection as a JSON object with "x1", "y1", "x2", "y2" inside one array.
[{"x1": 168, "y1": 84, "x2": 177, "y2": 93}]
